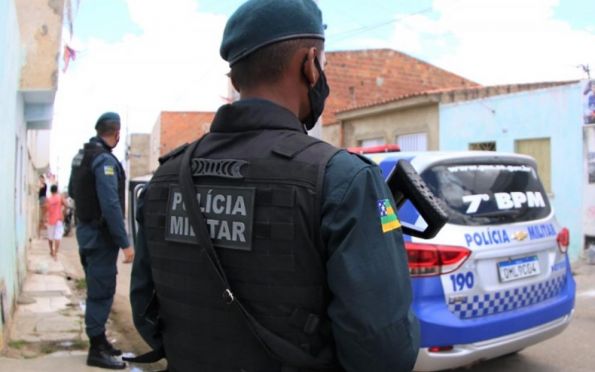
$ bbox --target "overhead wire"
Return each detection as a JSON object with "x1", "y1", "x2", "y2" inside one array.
[
  {"x1": 327, "y1": 0, "x2": 467, "y2": 42},
  {"x1": 327, "y1": 6, "x2": 435, "y2": 42}
]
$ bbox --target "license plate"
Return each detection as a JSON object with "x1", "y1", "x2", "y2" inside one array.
[{"x1": 497, "y1": 256, "x2": 540, "y2": 283}]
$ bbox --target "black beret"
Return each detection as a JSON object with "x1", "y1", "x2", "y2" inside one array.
[
  {"x1": 95, "y1": 112, "x2": 121, "y2": 130},
  {"x1": 220, "y1": 0, "x2": 325, "y2": 66}
]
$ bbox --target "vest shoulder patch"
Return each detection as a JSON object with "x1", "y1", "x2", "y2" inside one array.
[
  {"x1": 104, "y1": 165, "x2": 115, "y2": 176},
  {"x1": 377, "y1": 198, "x2": 401, "y2": 233},
  {"x1": 191, "y1": 158, "x2": 248, "y2": 178}
]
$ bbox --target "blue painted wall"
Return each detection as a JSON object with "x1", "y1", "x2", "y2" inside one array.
[
  {"x1": 0, "y1": 0, "x2": 25, "y2": 340},
  {"x1": 439, "y1": 83, "x2": 584, "y2": 261}
]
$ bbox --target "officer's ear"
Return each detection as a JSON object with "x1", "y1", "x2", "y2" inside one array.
[
  {"x1": 228, "y1": 71, "x2": 240, "y2": 93},
  {"x1": 231, "y1": 78, "x2": 240, "y2": 93},
  {"x1": 302, "y1": 47, "x2": 320, "y2": 87}
]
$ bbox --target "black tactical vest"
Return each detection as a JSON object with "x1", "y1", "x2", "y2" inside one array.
[
  {"x1": 143, "y1": 129, "x2": 344, "y2": 372},
  {"x1": 69, "y1": 139, "x2": 126, "y2": 223}
]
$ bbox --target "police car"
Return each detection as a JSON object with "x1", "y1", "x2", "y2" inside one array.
[{"x1": 362, "y1": 148, "x2": 575, "y2": 371}]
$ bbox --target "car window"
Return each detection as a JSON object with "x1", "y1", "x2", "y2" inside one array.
[{"x1": 421, "y1": 162, "x2": 551, "y2": 226}]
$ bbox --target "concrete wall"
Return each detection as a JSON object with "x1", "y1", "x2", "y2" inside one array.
[
  {"x1": 15, "y1": 0, "x2": 64, "y2": 92},
  {"x1": 127, "y1": 133, "x2": 151, "y2": 179},
  {"x1": 149, "y1": 117, "x2": 161, "y2": 173},
  {"x1": 439, "y1": 83, "x2": 584, "y2": 260},
  {"x1": 338, "y1": 103, "x2": 439, "y2": 149},
  {"x1": 321, "y1": 122, "x2": 342, "y2": 147}
]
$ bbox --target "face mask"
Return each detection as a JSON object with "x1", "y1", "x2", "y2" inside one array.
[{"x1": 303, "y1": 57, "x2": 330, "y2": 130}]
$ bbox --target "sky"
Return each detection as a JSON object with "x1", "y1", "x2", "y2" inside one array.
[{"x1": 50, "y1": 0, "x2": 595, "y2": 188}]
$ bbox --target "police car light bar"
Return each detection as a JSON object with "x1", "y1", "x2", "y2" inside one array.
[{"x1": 346, "y1": 144, "x2": 400, "y2": 154}]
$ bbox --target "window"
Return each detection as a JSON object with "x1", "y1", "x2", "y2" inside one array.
[
  {"x1": 359, "y1": 137, "x2": 385, "y2": 147},
  {"x1": 422, "y1": 160, "x2": 551, "y2": 226},
  {"x1": 515, "y1": 138, "x2": 551, "y2": 193},
  {"x1": 469, "y1": 142, "x2": 496, "y2": 151},
  {"x1": 396, "y1": 132, "x2": 427, "y2": 151}
]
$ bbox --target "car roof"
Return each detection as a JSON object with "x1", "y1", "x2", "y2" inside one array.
[{"x1": 363, "y1": 151, "x2": 537, "y2": 174}]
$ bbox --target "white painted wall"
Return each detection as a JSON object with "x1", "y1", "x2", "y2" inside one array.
[{"x1": 27, "y1": 129, "x2": 51, "y2": 170}]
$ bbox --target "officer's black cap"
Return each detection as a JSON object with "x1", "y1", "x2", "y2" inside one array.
[
  {"x1": 95, "y1": 112, "x2": 121, "y2": 130},
  {"x1": 220, "y1": 0, "x2": 325, "y2": 66}
]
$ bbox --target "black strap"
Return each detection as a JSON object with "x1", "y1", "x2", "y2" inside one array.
[
  {"x1": 178, "y1": 140, "x2": 335, "y2": 370},
  {"x1": 179, "y1": 141, "x2": 233, "y2": 298}
]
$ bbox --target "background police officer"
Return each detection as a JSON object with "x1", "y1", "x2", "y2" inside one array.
[
  {"x1": 69, "y1": 112, "x2": 134, "y2": 369},
  {"x1": 130, "y1": 1, "x2": 419, "y2": 371}
]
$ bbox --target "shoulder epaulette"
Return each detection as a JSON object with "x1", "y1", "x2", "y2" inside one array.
[
  {"x1": 350, "y1": 152, "x2": 375, "y2": 166},
  {"x1": 271, "y1": 132, "x2": 320, "y2": 159},
  {"x1": 159, "y1": 143, "x2": 189, "y2": 165}
]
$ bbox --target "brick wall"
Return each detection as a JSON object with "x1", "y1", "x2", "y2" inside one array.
[
  {"x1": 324, "y1": 49, "x2": 480, "y2": 126},
  {"x1": 159, "y1": 111, "x2": 215, "y2": 156}
]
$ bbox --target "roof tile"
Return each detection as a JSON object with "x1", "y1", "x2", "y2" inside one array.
[{"x1": 324, "y1": 48, "x2": 479, "y2": 125}]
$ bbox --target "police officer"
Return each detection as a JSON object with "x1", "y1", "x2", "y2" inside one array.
[
  {"x1": 129, "y1": 0, "x2": 419, "y2": 371},
  {"x1": 69, "y1": 112, "x2": 134, "y2": 369}
]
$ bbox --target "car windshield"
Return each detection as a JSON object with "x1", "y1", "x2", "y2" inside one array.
[{"x1": 421, "y1": 161, "x2": 551, "y2": 226}]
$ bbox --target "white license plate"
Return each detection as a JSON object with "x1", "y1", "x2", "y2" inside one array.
[{"x1": 497, "y1": 256, "x2": 540, "y2": 283}]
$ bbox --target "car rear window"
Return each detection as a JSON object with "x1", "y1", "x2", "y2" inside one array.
[{"x1": 421, "y1": 161, "x2": 551, "y2": 226}]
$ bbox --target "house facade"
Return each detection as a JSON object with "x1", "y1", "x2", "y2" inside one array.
[
  {"x1": 0, "y1": 0, "x2": 66, "y2": 347},
  {"x1": 334, "y1": 82, "x2": 572, "y2": 150},
  {"x1": 336, "y1": 93, "x2": 441, "y2": 150},
  {"x1": 321, "y1": 49, "x2": 479, "y2": 146},
  {"x1": 440, "y1": 81, "x2": 587, "y2": 261}
]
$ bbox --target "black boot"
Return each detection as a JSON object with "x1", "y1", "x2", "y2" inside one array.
[
  {"x1": 90, "y1": 333, "x2": 122, "y2": 356},
  {"x1": 87, "y1": 345, "x2": 126, "y2": 369},
  {"x1": 105, "y1": 341, "x2": 123, "y2": 356},
  {"x1": 87, "y1": 334, "x2": 126, "y2": 370}
]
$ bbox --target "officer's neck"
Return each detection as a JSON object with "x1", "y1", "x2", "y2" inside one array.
[
  {"x1": 240, "y1": 85, "x2": 301, "y2": 120},
  {"x1": 96, "y1": 136, "x2": 114, "y2": 151}
]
